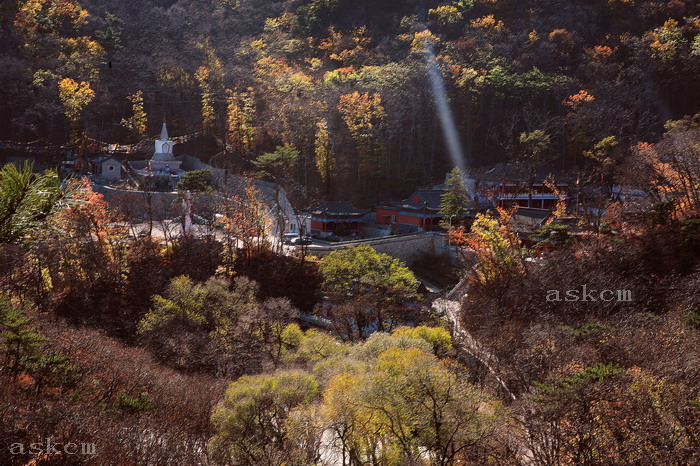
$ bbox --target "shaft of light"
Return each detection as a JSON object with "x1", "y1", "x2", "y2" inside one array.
[{"x1": 425, "y1": 48, "x2": 466, "y2": 172}]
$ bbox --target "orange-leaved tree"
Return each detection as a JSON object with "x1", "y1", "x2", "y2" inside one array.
[
  {"x1": 453, "y1": 208, "x2": 525, "y2": 296},
  {"x1": 217, "y1": 180, "x2": 271, "y2": 269},
  {"x1": 51, "y1": 178, "x2": 126, "y2": 285},
  {"x1": 625, "y1": 115, "x2": 700, "y2": 219}
]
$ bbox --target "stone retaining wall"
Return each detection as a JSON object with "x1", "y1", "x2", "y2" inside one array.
[
  {"x1": 306, "y1": 232, "x2": 460, "y2": 264},
  {"x1": 93, "y1": 185, "x2": 180, "y2": 219}
]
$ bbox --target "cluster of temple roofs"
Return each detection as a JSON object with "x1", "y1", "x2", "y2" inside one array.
[{"x1": 305, "y1": 164, "x2": 576, "y2": 240}]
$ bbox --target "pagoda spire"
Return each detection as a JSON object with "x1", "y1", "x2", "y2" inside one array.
[{"x1": 160, "y1": 121, "x2": 169, "y2": 140}]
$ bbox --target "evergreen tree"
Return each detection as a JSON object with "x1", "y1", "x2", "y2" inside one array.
[
  {"x1": 95, "y1": 12, "x2": 124, "y2": 52},
  {"x1": 253, "y1": 144, "x2": 300, "y2": 249},
  {"x1": 178, "y1": 169, "x2": 213, "y2": 192},
  {"x1": 27, "y1": 349, "x2": 80, "y2": 395},
  {"x1": 438, "y1": 166, "x2": 471, "y2": 229},
  {"x1": 0, "y1": 162, "x2": 66, "y2": 244},
  {"x1": 0, "y1": 297, "x2": 44, "y2": 378}
]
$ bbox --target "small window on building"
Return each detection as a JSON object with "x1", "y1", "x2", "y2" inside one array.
[{"x1": 391, "y1": 215, "x2": 397, "y2": 223}]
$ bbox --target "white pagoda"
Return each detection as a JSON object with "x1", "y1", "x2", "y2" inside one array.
[{"x1": 149, "y1": 122, "x2": 182, "y2": 174}]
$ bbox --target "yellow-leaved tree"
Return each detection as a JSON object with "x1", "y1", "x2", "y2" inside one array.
[
  {"x1": 195, "y1": 66, "x2": 216, "y2": 131},
  {"x1": 120, "y1": 90, "x2": 147, "y2": 138},
  {"x1": 338, "y1": 91, "x2": 386, "y2": 185},
  {"x1": 314, "y1": 118, "x2": 334, "y2": 193},
  {"x1": 225, "y1": 88, "x2": 257, "y2": 158},
  {"x1": 57, "y1": 77, "x2": 94, "y2": 142}
]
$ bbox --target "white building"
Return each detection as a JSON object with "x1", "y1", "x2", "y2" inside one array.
[
  {"x1": 149, "y1": 122, "x2": 183, "y2": 175},
  {"x1": 90, "y1": 155, "x2": 121, "y2": 181}
]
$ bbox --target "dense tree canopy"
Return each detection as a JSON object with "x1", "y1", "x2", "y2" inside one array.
[
  {"x1": 2, "y1": 0, "x2": 699, "y2": 202},
  {"x1": 320, "y1": 244, "x2": 419, "y2": 337},
  {"x1": 209, "y1": 324, "x2": 511, "y2": 465}
]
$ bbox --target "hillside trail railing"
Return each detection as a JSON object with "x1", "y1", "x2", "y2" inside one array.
[{"x1": 435, "y1": 271, "x2": 537, "y2": 464}]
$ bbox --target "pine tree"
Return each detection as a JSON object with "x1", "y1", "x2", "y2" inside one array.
[
  {"x1": 0, "y1": 162, "x2": 65, "y2": 244},
  {"x1": 253, "y1": 145, "x2": 299, "y2": 250},
  {"x1": 27, "y1": 350, "x2": 80, "y2": 394},
  {"x1": 0, "y1": 298, "x2": 45, "y2": 378},
  {"x1": 438, "y1": 166, "x2": 471, "y2": 229}
]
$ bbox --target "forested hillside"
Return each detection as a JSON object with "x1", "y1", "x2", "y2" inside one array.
[
  {"x1": 2, "y1": 0, "x2": 700, "y2": 200},
  {"x1": 2, "y1": 1, "x2": 700, "y2": 464}
]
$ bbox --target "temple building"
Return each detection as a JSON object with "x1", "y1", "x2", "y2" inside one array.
[
  {"x1": 463, "y1": 164, "x2": 574, "y2": 209},
  {"x1": 89, "y1": 155, "x2": 121, "y2": 181},
  {"x1": 308, "y1": 202, "x2": 368, "y2": 238}
]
